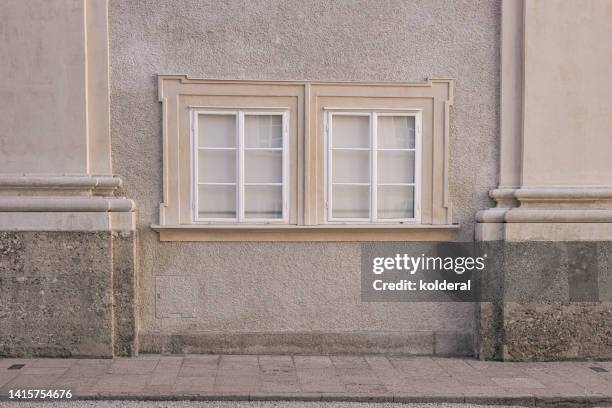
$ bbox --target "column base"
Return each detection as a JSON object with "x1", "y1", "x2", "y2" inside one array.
[
  {"x1": 0, "y1": 176, "x2": 138, "y2": 357},
  {"x1": 0, "y1": 225, "x2": 137, "y2": 357},
  {"x1": 476, "y1": 233, "x2": 612, "y2": 361}
]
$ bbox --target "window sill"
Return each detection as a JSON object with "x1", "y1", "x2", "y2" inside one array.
[{"x1": 151, "y1": 223, "x2": 460, "y2": 241}]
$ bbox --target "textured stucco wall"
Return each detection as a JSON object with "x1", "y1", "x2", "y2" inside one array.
[{"x1": 108, "y1": 0, "x2": 500, "y2": 353}]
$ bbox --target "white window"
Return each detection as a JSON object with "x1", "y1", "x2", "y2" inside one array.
[
  {"x1": 325, "y1": 111, "x2": 421, "y2": 223},
  {"x1": 192, "y1": 110, "x2": 289, "y2": 223},
  {"x1": 158, "y1": 77, "x2": 455, "y2": 238}
]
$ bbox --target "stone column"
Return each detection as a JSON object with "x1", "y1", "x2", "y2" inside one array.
[
  {"x1": 476, "y1": 0, "x2": 612, "y2": 361},
  {"x1": 0, "y1": 0, "x2": 137, "y2": 357}
]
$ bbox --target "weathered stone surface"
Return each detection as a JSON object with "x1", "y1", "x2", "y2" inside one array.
[
  {"x1": 503, "y1": 302, "x2": 612, "y2": 361},
  {"x1": 477, "y1": 241, "x2": 612, "y2": 361},
  {"x1": 112, "y1": 231, "x2": 139, "y2": 357},
  {"x1": 0, "y1": 231, "x2": 137, "y2": 357},
  {"x1": 0, "y1": 231, "x2": 113, "y2": 357},
  {"x1": 434, "y1": 331, "x2": 473, "y2": 357},
  {"x1": 476, "y1": 241, "x2": 504, "y2": 360},
  {"x1": 477, "y1": 302, "x2": 501, "y2": 360},
  {"x1": 138, "y1": 330, "x2": 473, "y2": 356}
]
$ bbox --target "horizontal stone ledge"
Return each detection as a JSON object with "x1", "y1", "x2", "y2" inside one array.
[
  {"x1": 151, "y1": 223, "x2": 460, "y2": 242},
  {"x1": 0, "y1": 197, "x2": 135, "y2": 212},
  {"x1": 477, "y1": 208, "x2": 612, "y2": 223},
  {"x1": 475, "y1": 208, "x2": 507, "y2": 223},
  {"x1": 477, "y1": 222, "x2": 612, "y2": 242},
  {"x1": 490, "y1": 186, "x2": 612, "y2": 201},
  {"x1": 489, "y1": 188, "x2": 518, "y2": 200},
  {"x1": 0, "y1": 175, "x2": 122, "y2": 195},
  {"x1": 152, "y1": 223, "x2": 460, "y2": 230},
  {"x1": 0, "y1": 211, "x2": 135, "y2": 231},
  {"x1": 0, "y1": 174, "x2": 121, "y2": 188},
  {"x1": 505, "y1": 209, "x2": 612, "y2": 223}
]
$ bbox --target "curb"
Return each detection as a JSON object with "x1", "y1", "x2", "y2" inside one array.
[{"x1": 2, "y1": 393, "x2": 611, "y2": 407}]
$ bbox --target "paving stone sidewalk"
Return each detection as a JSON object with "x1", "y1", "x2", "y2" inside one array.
[{"x1": 1, "y1": 355, "x2": 611, "y2": 406}]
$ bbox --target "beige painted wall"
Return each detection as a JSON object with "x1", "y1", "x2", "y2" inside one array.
[
  {"x1": 522, "y1": 0, "x2": 612, "y2": 186},
  {"x1": 0, "y1": 0, "x2": 88, "y2": 174}
]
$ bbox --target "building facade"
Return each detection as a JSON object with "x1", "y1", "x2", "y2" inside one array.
[{"x1": 1, "y1": 0, "x2": 611, "y2": 361}]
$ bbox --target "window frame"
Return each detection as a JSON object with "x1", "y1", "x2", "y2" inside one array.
[
  {"x1": 191, "y1": 109, "x2": 290, "y2": 224},
  {"x1": 155, "y1": 76, "x2": 457, "y2": 240},
  {"x1": 324, "y1": 110, "x2": 422, "y2": 224}
]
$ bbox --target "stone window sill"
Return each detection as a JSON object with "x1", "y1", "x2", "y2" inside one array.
[{"x1": 150, "y1": 224, "x2": 460, "y2": 242}]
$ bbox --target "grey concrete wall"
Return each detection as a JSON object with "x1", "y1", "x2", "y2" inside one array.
[{"x1": 108, "y1": 0, "x2": 500, "y2": 354}]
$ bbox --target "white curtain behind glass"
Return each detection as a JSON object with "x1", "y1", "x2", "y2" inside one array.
[
  {"x1": 244, "y1": 115, "x2": 283, "y2": 219},
  {"x1": 329, "y1": 114, "x2": 416, "y2": 221},
  {"x1": 198, "y1": 114, "x2": 237, "y2": 219}
]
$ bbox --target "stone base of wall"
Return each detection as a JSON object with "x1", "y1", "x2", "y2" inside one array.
[
  {"x1": 139, "y1": 331, "x2": 474, "y2": 356},
  {"x1": 0, "y1": 231, "x2": 137, "y2": 357},
  {"x1": 477, "y1": 241, "x2": 612, "y2": 361},
  {"x1": 503, "y1": 302, "x2": 612, "y2": 361}
]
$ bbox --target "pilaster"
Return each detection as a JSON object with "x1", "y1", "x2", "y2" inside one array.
[
  {"x1": 476, "y1": 0, "x2": 612, "y2": 361},
  {"x1": 0, "y1": 0, "x2": 137, "y2": 357}
]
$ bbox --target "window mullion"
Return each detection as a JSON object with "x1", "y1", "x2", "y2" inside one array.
[
  {"x1": 415, "y1": 112, "x2": 422, "y2": 222},
  {"x1": 371, "y1": 113, "x2": 377, "y2": 222},
  {"x1": 238, "y1": 111, "x2": 245, "y2": 222},
  {"x1": 192, "y1": 111, "x2": 198, "y2": 221},
  {"x1": 326, "y1": 113, "x2": 332, "y2": 221},
  {"x1": 282, "y1": 111, "x2": 289, "y2": 222}
]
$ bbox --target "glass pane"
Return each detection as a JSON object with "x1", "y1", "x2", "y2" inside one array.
[
  {"x1": 378, "y1": 116, "x2": 415, "y2": 149},
  {"x1": 198, "y1": 150, "x2": 236, "y2": 183},
  {"x1": 331, "y1": 115, "x2": 370, "y2": 148},
  {"x1": 331, "y1": 185, "x2": 369, "y2": 219},
  {"x1": 245, "y1": 115, "x2": 283, "y2": 148},
  {"x1": 332, "y1": 150, "x2": 369, "y2": 183},
  {"x1": 377, "y1": 185, "x2": 414, "y2": 219},
  {"x1": 245, "y1": 150, "x2": 282, "y2": 183},
  {"x1": 245, "y1": 185, "x2": 283, "y2": 219},
  {"x1": 377, "y1": 151, "x2": 415, "y2": 184},
  {"x1": 198, "y1": 184, "x2": 236, "y2": 219},
  {"x1": 198, "y1": 114, "x2": 236, "y2": 148}
]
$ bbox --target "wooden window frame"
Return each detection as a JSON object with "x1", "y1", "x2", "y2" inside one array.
[
  {"x1": 153, "y1": 76, "x2": 457, "y2": 241},
  {"x1": 191, "y1": 110, "x2": 289, "y2": 224},
  {"x1": 325, "y1": 110, "x2": 422, "y2": 224}
]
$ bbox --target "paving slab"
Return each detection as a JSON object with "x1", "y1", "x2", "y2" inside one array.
[
  {"x1": 0, "y1": 355, "x2": 610, "y2": 406},
  {"x1": 1, "y1": 374, "x2": 63, "y2": 390},
  {"x1": 173, "y1": 376, "x2": 216, "y2": 394},
  {"x1": 91, "y1": 374, "x2": 150, "y2": 395}
]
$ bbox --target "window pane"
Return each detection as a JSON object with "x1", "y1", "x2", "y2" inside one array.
[
  {"x1": 198, "y1": 150, "x2": 236, "y2": 183},
  {"x1": 245, "y1": 150, "x2": 282, "y2": 183},
  {"x1": 331, "y1": 185, "x2": 369, "y2": 219},
  {"x1": 377, "y1": 185, "x2": 414, "y2": 219},
  {"x1": 245, "y1": 185, "x2": 282, "y2": 219},
  {"x1": 378, "y1": 116, "x2": 415, "y2": 149},
  {"x1": 377, "y1": 151, "x2": 415, "y2": 184},
  {"x1": 198, "y1": 114, "x2": 236, "y2": 148},
  {"x1": 245, "y1": 115, "x2": 283, "y2": 148},
  {"x1": 332, "y1": 150, "x2": 369, "y2": 184},
  {"x1": 198, "y1": 184, "x2": 236, "y2": 219},
  {"x1": 331, "y1": 115, "x2": 370, "y2": 148}
]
